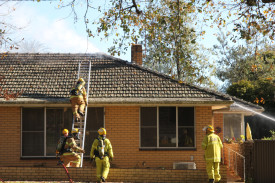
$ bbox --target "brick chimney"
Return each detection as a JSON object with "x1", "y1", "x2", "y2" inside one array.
[{"x1": 131, "y1": 44, "x2": 142, "y2": 66}]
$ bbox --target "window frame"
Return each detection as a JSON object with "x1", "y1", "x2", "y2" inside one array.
[
  {"x1": 21, "y1": 107, "x2": 105, "y2": 158},
  {"x1": 139, "y1": 106, "x2": 196, "y2": 150}
]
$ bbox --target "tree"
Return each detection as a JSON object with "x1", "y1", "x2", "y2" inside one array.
[
  {"x1": 0, "y1": 1, "x2": 21, "y2": 51},
  {"x1": 55, "y1": 0, "x2": 273, "y2": 86},
  {"x1": 214, "y1": 30, "x2": 274, "y2": 89},
  {"x1": 58, "y1": 0, "x2": 274, "y2": 55},
  {"x1": 141, "y1": 0, "x2": 215, "y2": 85},
  {"x1": 0, "y1": 1, "x2": 23, "y2": 100}
]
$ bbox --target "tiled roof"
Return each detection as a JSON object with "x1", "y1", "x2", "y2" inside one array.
[{"x1": 0, "y1": 53, "x2": 233, "y2": 104}]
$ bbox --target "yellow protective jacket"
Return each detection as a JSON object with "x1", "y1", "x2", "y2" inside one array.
[
  {"x1": 90, "y1": 136, "x2": 114, "y2": 159},
  {"x1": 70, "y1": 85, "x2": 87, "y2": 103},
  {"x1": 63, "y1": 137, "x2": 84, "y2": 154},
  {"x1": 202, "y1": 132, "x2": 223, "y2": 162}
]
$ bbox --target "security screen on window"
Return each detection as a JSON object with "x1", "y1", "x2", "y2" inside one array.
[{"x1": 140, "y1": 107, "x2": 195, "y2": 148}]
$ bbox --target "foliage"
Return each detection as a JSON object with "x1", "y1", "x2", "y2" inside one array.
[
  {"x1": 214, "y1": 31, "x2": 275, "y2": 107},
  {"x1": 227, "y1": 79, "x2": 275, "y2": 108},
  {"x1": 0, "y1": 1, "x2": 23, "y2": 100},
  {"x1": 215, "y1": 31, "x2": 275, "y2": 85},
  {"x1": 141, "y1": 0, "x2": 215, "y2": 85},
  {"x1": 0, "y1": 1, "x2": 21, "y2": 51},
  {"x1": 262, "y1": 130, "x2": 275, "y2": 140},
  {"x1": 58, "y1": 0, "x2": 275, "y2": 55}
]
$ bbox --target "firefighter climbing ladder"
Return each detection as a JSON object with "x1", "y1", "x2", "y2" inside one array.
[{"x1": 72, "y1": 59, "x2": 92, "y2": 167}]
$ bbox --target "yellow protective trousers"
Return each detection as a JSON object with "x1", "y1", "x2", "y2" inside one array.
[
  {"x1": 70, "y1": 97, "x2": 85, "y2": 120},
  {"x1": 206, "y1": 162, "x2": 221, "y2": 182},
  {"x1": 95, "y1": 156, "x2": 110, "y2": 181},
  {"x1": 60, "y1": 152, "x2": 81, "y2": 167}
]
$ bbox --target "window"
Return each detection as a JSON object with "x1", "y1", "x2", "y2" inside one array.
[
  {"x1": 21, "y1": 107, "x2": 104, "y2": 157},
  {"x1": 140, "y1": 107, "x2": 195, "y2": 148},
  {"x1": 224, "y1": 114, "x2": 242, "y2": 140}
]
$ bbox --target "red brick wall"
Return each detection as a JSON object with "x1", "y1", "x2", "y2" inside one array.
[
  {"x1": 0, "y1": 166, "x2": 228, "y2": 183},
  {"x1": 214, "y1": 113, "x2": 224, "y2": 141},
  {"x1": 0, "y1": 106, "x2": 227, "y2": 181},
  {"x1": 105, "y1": 106, "x2": 212, "y2": 170},
  {"x1": 131, "y1": 44, "x2": 143, "y2": 66},
  {"x1": 0, "y1": 107, "x2": 21, "y2": 166}
]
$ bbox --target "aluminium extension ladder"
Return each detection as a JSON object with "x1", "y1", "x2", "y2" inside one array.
[{"x1": 72, "y1": 59, "x2": 91, "y2": 167}]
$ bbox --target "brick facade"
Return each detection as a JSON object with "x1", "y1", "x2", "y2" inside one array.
[
  {"x1": 131, "y1": 44, "x2": 143, "y2": 65},
  {"x1": 0, "y1": 106, "x2": 227, "y2": 182},
  {"x1": 213, "y1": 113, "x2": 224, "y2": 141},
  {"x1": 0, "y1": 166, "x2": 228, "y2": 183}
]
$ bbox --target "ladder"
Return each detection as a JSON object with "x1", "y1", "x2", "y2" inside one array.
[{"x1": 72, "y1": 59, "x2": 91, "y2": 167}]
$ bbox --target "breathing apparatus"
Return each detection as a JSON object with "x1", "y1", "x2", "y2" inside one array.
[
  {"x1": 97, "y1": 128, "x2": 107, "y2": 158},
  {"x1": 72, "y1": 128, "x2": 80, "y2": 140}
]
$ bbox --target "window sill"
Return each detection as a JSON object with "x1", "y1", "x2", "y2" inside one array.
[{"x1": 139, "y1": 147, "x2": 197, "y2": 151}]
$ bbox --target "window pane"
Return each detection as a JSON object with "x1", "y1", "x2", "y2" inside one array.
[
  {"x1": 178, "y1": 127, "x2": 195, "y2": 147},
  {"x1": 22, "y1": 108, "x2": 44, "y2": 131},
  {"x1": 224, "y1": 114, "x2": 242, "y2": 139},
  {"x1": 159, "y1": 107, "x2": 176, "y2": 147},
  {"x1": 22, "y1": 132, "x2": 44, "y2": 156},
  {"x1": 64, "y1": 108, "x2": 73, "y2": 131},
  {"x1": 178, "y1": 107, "x2": 194, "y2": 126},
  {"x1": 140, "y1": 107, "x2": 157, "y2": 147},
  {"x1": 85, "y1": 107, "x2": 104, "y2": 155},
  {"x1": 141, "y1": 107, "x2": 157, "y2": 126},
  {"x1": 141, "y1": 127, "x2": 157, "y2": 147},
  {"x1": 46, "y1": 109, "x2": 64, "y2": 156}
]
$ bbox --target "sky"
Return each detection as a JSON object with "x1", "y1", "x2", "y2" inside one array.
[
  {"x1": 1, "y1": 0, "x2": 219, "y2": 62},
  {"x1": 1, "y1": 1, "x2": 123, "y2": 57}
]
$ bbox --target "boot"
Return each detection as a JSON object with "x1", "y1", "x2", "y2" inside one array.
[
  {"x1": 101, "y1": 176, "x2": 106, "y2": 182},
  {"x1": 78, "y1": 109, "x2": 85, "y2": 117},
  {"x1": 208, "y1": 179, "x2": 214, "y2": 183},
  {"x1": 75, "y1": 117, "x2": 80, "y2": 122}
]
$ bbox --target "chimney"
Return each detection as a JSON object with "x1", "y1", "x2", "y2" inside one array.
[{"x1": 131, "y1": 44, "x2": 142, "y2": 66}]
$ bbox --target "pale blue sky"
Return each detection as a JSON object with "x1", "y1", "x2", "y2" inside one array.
[{"x1": 2, "y1": 0, "x2": 220, "y2": 62}]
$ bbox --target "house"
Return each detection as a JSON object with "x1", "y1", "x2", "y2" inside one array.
[{"x1": 0, "y1": 45, "x2": 256, "y2": 182}]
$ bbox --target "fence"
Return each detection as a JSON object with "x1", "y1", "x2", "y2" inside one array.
[
  {"x1": 223, "y1": 144, "x2": 245, "y2": 181},
  {"x1": 253, "y1": 140, "x2": 275, "y2": 183}
]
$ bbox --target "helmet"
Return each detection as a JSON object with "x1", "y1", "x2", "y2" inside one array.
[
  {"x1": 203, "y1": 125, "x2": 215, "y2": 133},
  {"x1": 72, "y1": 128, "x2": 80, "y2": 140},
  {"x1": 72, "y1": 128, "x2": 79, "y2": 134},
  {"x1": 62, "y1": 129, "x2": 69, "y2": 134},
  {"x1": 78, "y1": 78, "x2": 85, "y2": 83},
  {"x1": 98, "y1": 128, "x2": 107, "y2": 136}
]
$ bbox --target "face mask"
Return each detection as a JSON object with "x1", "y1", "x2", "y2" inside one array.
[{"x1": 100, "y1": 135, "x2": 106, "y2": 140}]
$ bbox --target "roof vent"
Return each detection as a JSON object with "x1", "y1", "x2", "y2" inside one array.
[{"x1": 173, "y1": 162, "x2": 196, "y2": 170}]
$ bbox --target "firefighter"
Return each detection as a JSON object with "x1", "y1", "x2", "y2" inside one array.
[
  {"x1": 202, "y1": 125, "x2": 223, "y2": 183},
  {"x1": 90, "y1": 128, "x2": 114, "y2": 182},
  {"x1": 70, "y1": 78, "x2": 87, "y2": 122},
  {"x1": 59, "y1": 128, "x2": 85, "y2": 167}
]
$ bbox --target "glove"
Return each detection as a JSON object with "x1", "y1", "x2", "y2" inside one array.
[
  {"x1": 79, "y1": 149, "x2": 85, "y2": 153},
  {"x1": 109, "y1": 157, "x2": 113, "y2": 161}
]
